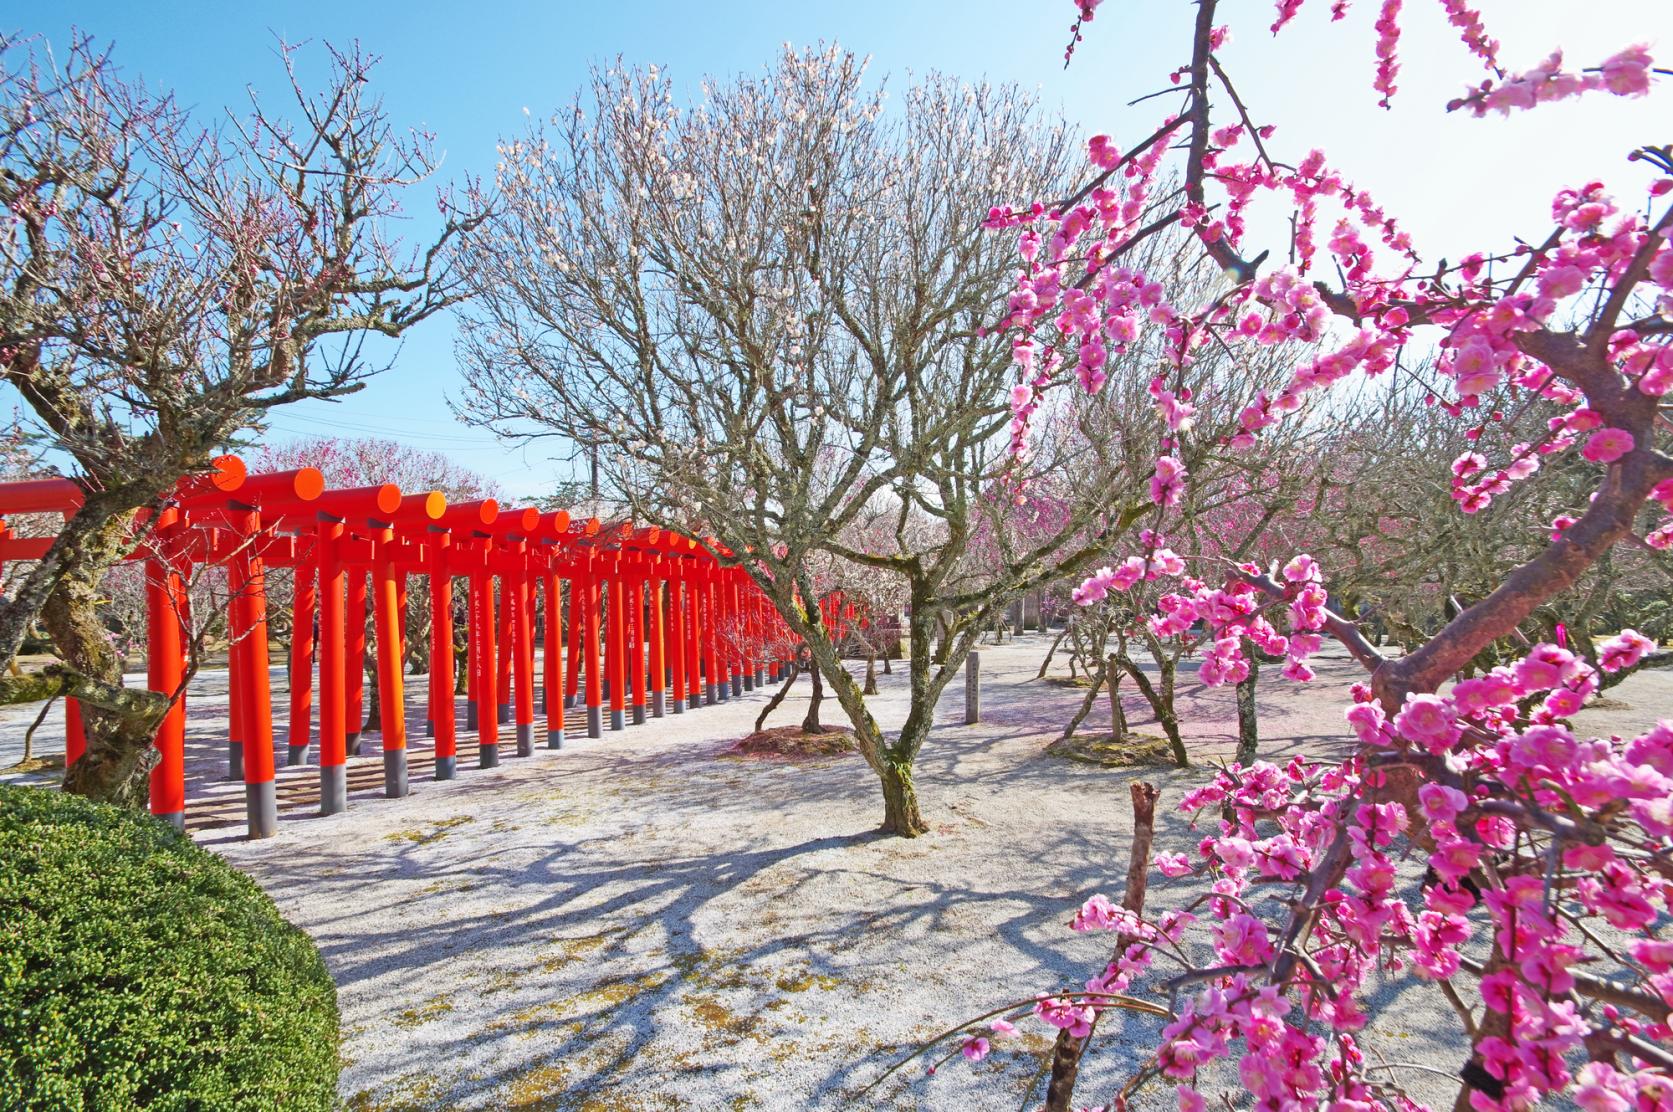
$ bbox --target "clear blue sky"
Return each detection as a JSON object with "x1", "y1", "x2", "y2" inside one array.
[{"x1": 23, "y1": 1, "x2": 1673, "y2": 500}]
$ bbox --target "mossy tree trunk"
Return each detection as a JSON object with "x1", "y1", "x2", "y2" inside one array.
[
  {"x1": 802, "y1": 594, "x2": 947, "y2": 837},
  {"x1": 754, "y1": 663, "x2": 800, "y2": 732},
  {"x1": 1235, "y1": 642, "x2": 1260, "y2": 765},
  {"x1": 800, "y1": 665, "x2": 825, "y2": 733},
  {"x1": 878, "y1": 756, "x2": 924, "y2": 837},
  {"x1": 1107, "y1": 653, "x2": 1126, "y2": 738},
  {"x1": 1037, "y1": 625, "x2": 1069, "y2": 679},
  {"x1": 1060, "y1": 655, "x2": 1108, "y2": 741},
  {"x1": 42, "y1": 511, "x2": 169, "y2": 808},
  {"x1": 1115, "y1": 652, "x2": 1188, "y2": 767}
]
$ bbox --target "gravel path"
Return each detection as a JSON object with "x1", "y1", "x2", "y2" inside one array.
[{"x1": 4, "y1": 637, "x2": 1667, "y2": 1109}]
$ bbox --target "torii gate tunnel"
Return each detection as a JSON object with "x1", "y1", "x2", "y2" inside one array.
[{"x1": 0, "y1": 458, "x2": 791, "y2": 838}]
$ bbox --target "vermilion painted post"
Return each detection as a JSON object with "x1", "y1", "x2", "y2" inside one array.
[
  {"x1": 731, "y1": 577, "x2": 748, "y2": 696},
  {"x1": 543, "y1": 572, "x2": 564, "y2": 748},
  {"x1": 668, "y1": 573, "x2": 687, "y2": 715},
  {"x1": 371, "y1": 528, "x2": 408, "y2": 797},
  {"x1": 345, "y1": 569, "x2": 367, "y2": 755},
  {"x1": 317, "y1": 519, "x2": 348, "y2": 814},
  {"x1": 753, "y1": 593, "x2": 768, "y2": 687},
  {"x1": 722, "y1": 575, "x2": 738, "y2": 700},
  {"x1": 736, "y1": 583, "x2": 752, "y2": 691},
  {"x1": 607, "y1": 565, "x2": 627, "y2": 731},
  {"x1": 716, "y1": 576, "x2": 734, "y2": 703},
  {"x1": 396, "y1": 573, "x2": 409, "y2": 666},
  {"x1": 230, "y1": 507, "x2": 278, "y2": 838},
  {"x1": 705, "y1": 575, "x2": 721, "y2": 703},
  {"x1": 584, "y1": 568, "x2": 604, "y2": 738},
  {"x1": 739, "y1": 585, "x2": 751, "y2": 687},
  {"x1": 226, "y1": 603, "x2": 245, "y2": 780},
  {"x1": 477, "y1": 564, "x2": 499, "y2": 767},
  {"x1": 628, "y1": 570, "x2": 647, "y2": 726},
  {"x1": 466, "y1": 571, "x2": 481, "y2": 733},
  {"x1": 729, "y1": 571, "x2": 742, "y2": 695},
  {"x1": 687, "y1": 572, "x2": 704, "y2": 709},
  {"x1": 287, "y1": 562, "x2": 316, "y2": 766},
  {"x1": 512, "y1": 562, "x2": 535, "y2": 756},
  {"x1": 648, "y1": 570, "x2": 667, "y2": 718},
  {"x1": 700, "y1": 575, "x2": 717, "y2": 705},
  {"x1": 431, "y1": 531, "x2": 457, "y2": 779},
  {"x1": 144, "y1": 517, "x2": 186, "y2": 830},
  {"x1": 496, "y1": 580, "x2": 513, "y2": 726},
  {"x1": 65, "y1": 698, "x2": 86, "y2": 767},
  {"x1": 145, "y1": 527, "x2": 188, "y2": 829},
  {"x1": 564, "y1": 574, "x2": 583, "y2": 710}
]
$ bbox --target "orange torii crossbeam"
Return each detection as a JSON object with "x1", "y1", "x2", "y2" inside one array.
[{"x1": 0, "y1": 460, "x2": 786, "y2": 839}]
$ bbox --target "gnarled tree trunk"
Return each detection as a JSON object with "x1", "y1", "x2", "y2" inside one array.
[
  {"x1": 1115, "y1": 652, "x2": 1188, "y2": 767},
  {"x1": 44, "y1": 510, "x2": 169, "y2": 807},
  {"x1": 1234, "y1": 643, "x2": 1260, "y2": 765},
  {"x1": 754, "y1": 663, "x2": 800, "y2": 732},
  {"x1": 878, "y1": 755, "x2": 925, "y2": 836},
  {"x1": 800, "y1": 664, "x2": 826, "y2": 733}
]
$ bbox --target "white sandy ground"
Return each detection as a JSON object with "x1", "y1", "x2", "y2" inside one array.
[{"x1": 3, "y1": 637, "x2": 1670, "y2": 1110}]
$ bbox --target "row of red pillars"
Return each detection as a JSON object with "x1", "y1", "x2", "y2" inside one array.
[{"x1": 0, "y1": 457, "x2": 789, "y2": 838}]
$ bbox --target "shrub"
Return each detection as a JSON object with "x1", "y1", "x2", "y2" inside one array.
[{"x1": 0, "y1": 785, "x2": 339, "y2": 1110}]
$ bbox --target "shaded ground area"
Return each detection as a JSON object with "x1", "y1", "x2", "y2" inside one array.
[{"x1": 3, "y1": 638, "x2": 1668, "y2": 1108}]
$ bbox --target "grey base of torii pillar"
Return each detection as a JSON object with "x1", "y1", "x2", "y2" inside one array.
[
  {"x1": 246, "y1": 781, "x2": 277, "y2": 839},
  {"x1": 587, "y1": 706, "x2": 603, "y2": 738},
  {"x1": 610, "y1": 709, "x2": 625, "y2": 731},
  {"x1": 384, "y1": 749, "x2": 409, "y2": 798},
  {"x1": 547, "y1": 728, "x2": 564, "y2": 750},
  {"x1": 497, "y1": 702, "x2": 510, "y2": 725},
  {"x1": 670, "y1": 695, "x2": 684, "y2": 715},
  {"x1": 424, "y1": 720, "x2": 433, "y2": 737},
  {"x1": 704, "y1": 683, "x2": 717, "y2": 706},
  {"x1": 516, "y1": 723, "x2": 534, "y2": 757},
  {"x1": 345, "y1": 731, "x2": 362, "y2": 756},
  {"x1": 742, "y1": 672, "x2": 754, "y2": 692},
  {"x1": 435, "y1": 755, "x2": 457, "y2": 781},
  {"x1": 651, "y1": 691, "x2": 665, "y2": 718},
  {"x1": 731, "y1": 675, "x2": 743, "y2": 697},
  {"x1": 286, "y1": 743, "x2": 310, "y2": 767},
  {"x1": 466, "y1": 704, "x2": 478, "y2": 730},
  {"x1": 479, "y1": 742, "x2": 499, "y2": 769},
  {"x1": 157, "y1": 810, "x2": 185, "y2": 833},
  {"x1": 320, "y1": 765, "x2": 347, "y2": 815},
  {"x1": 227, "y1": 740, "x2": 243, "y2": 781},
  {"x1": 631, "y1": 705, "x2": 645, "y2": 726}
]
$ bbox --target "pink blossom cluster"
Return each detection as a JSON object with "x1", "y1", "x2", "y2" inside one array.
[
  {"x1": 1015, "y1": 546, "x2": 1673, "y2": 1105},
  {"x1": 1009, "y1": 7, "x2": 1671, "y2": 547},
  {"x1": 1437, "y1": 0, "x2": 1500, "y2": 71},
  {"x1": 1024, "y1": 625, "x2": 1673, "y2": 1107},
  {"x1": 1070, "y1": 537, "x2": 1185, "y2": 605},
  {"x1": 952, "y1": 5, "x2": 1673, "y2": 1106},
  {"x1": 1148, "y1": 554, "x2": 1329, "y2": 684},
  {"x1": 1449, "y1": 45, "x2": 1656, "y2": 117}
]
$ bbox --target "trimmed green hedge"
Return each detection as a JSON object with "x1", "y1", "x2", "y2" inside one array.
[{"x1": 0, "y1": 785, "x2": 339, "y2": 1110}]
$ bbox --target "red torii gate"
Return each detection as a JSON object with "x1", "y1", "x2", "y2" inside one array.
[{"x1": 0, "y1": 459, "x2": 789, "y2": 839}]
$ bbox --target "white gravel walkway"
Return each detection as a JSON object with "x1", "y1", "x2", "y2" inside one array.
[{"x1": 4, "y1": 637, "x2": 1668, "y2": 1110}]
